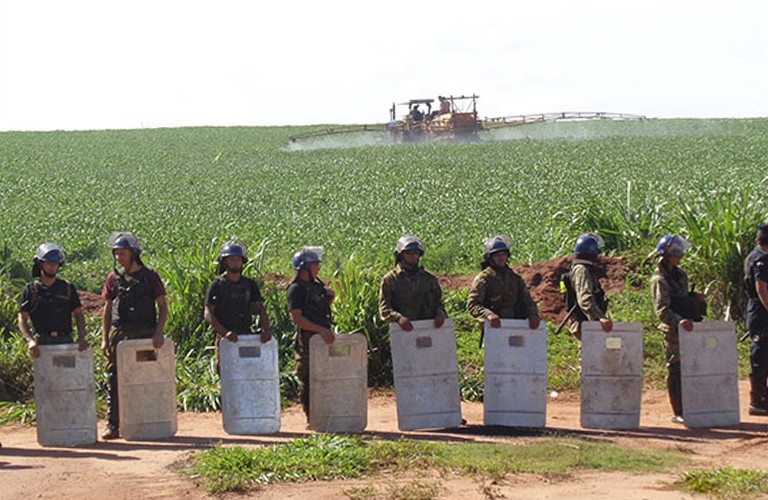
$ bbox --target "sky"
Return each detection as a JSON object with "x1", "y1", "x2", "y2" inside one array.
[{"x1": 1, "y1": 0, "x2": 767, "y2": 131}]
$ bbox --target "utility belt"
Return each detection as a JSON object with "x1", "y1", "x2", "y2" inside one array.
[{"x1": 36, "y1": 330, "x2": 74, "y2": 345}]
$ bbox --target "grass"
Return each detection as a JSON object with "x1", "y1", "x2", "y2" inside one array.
[
  {"x1": 189, "y1": 435, "x2": 688, "y2": 494},
  {"x1": 678, "y1": 467, "x2": 768, "y2": 499}
]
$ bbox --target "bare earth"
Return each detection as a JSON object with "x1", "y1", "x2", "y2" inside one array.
[
  {"x1": 6, "y1": 258, "x2": 761, "y2": 499},
  {"x1": 2, "y1": 380, "x2": 768, "y2": 500}
]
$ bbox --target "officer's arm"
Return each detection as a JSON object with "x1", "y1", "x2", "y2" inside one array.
[
  {"x1": 651, "y1": 276, "x2": 682, "y2": 325},
  {"x1": 73, "y1": 307, "x2": 89, "y2": 351},
  {"x1": 101, "y1": 301, "x2": 112, "y2": 355},
  {"x1": 379, "y1": 278, "x2": 402, "y2": 323},
  {"x1": 757, "y1": 280, "x2": 768, "y2": 311},
  {"x1": 467, "y1": 277, "x2": 491, "y2": 322},
  {"x1": 254, "y1": 301, "x2": 272, "y2": 342},
  {"x1": 17, "y1": 311, "x2": 39, "y2": 353},
  {"x1": 153, "y1": 295, "x2": 168, "y2": 348},
  {"x1": 204, "y1": 304, "x2": 229, "y2": 338}
]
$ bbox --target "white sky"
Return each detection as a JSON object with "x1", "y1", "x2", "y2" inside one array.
[{"x1": 1, "y1": 0, "x2": 767, "y2": 131}]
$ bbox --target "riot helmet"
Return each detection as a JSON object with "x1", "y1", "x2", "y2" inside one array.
[
  {"x1": 394, "y1": 235, "x2": 425, "y2": 264},
  {"x1": 217, "y1": 240, "x2": 248, "y2": 274},
  {"x1": 655, "y1": 235, "x2": 691, "y2": 258},
  {"x1": 573, "y1": 233, "x2": 604, "y2": 257},
  {"x1": 482, "y1": 235, "x2": 511, "y2": 259},
  {"x1": 32, "y1": 242, "x2": 65, "y2": 277},
  {"x1": 108, "y1": 231, "x2": 143, "y2": 267},
  {"x1": 292, "y1": 246, "x2": 323, "y2": 270},
  {"x1": 395, "y1": 235, "x2": 425, "y2": 255}
]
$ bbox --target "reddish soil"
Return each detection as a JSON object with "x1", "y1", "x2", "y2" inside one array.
[{"x1": 2, "y1": 383, "x2": 768, "y2": 499}]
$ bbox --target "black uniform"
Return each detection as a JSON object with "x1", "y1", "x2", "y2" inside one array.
[
  {"x1": 287, "y1": 278, "x2": 332, "y2": 415},
  {"x1": 745, "y1": 247, "x2": 768, "y2": 407}
]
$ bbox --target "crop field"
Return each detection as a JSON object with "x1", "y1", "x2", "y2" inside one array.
[
  {"x1": 1, "y1": 119, "x2": 767, "y2": 289},
  {"x1": 1, "y1": 118, "x2": 767, "y2": 411}
]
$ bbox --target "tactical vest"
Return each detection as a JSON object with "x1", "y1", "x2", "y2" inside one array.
[
  {"x1": 294, "y1": 279, "x2": 332, "y2": 330},
  {"x1": 26, "y1": 280, "x2": 75, "y2": 343},
  {"x1": 481, "y1": 268, "x2": 528, "y2": 319},
  {"x1": 388, "y1": 269, "x2": 441, "y2": 321},
  {"x1": 112, "y1": 267, "x2": 157, "y2": 330},
  {"x1": 210, "y1": 276, "x2": 255, "y2": 333}
]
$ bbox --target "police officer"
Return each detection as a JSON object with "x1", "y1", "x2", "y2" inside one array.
[
  {"x1": 100, "y1": 232, "x2": 168, "y2": 440},
  {"x1": 744, "y1": 224, "x2": 768, "y2": 415},
  {"x1": 204, "y1": 241, "x2": 272, "y2": 372},
  {"x1": 650, "y1": 234, "x2": 705, "y2": 424},
  {"x1": 18, "y1": 243, "x2": 89, "y2": 358},
  {"x1": 564, "y1": 233, "x2": 612, "y2": 339},
  {"x1": 286, "y1": 247, "x2": 335, "y2": 420},
  {"x1": 467, "y1": 235, "x2": 540, "y2": 330},
  {"x1": 379, "y1": 235, "x2": 446, "y2": 331}
]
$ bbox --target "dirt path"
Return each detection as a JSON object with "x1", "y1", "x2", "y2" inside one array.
[{"x1": 2, "y1": 380, "x2": 768, "y2": 499}]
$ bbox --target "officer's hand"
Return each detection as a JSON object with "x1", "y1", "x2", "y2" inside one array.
[
  {"x1": 680, "y1": 319, "x2": 694, "y2": 331},
  {"x1": 260, "y1": 330, "x2": 272, "y2": 343},
  {"x1": 77, "y1": 337, "x2": 90, "y2": 352},
  {"x1": 224, "y1": 331, "x2": 238, "y2": 343},
  {"x1": 487, "y1": 313, "x2": 501, "y2": 328},
  {"x1": 326, "y1": 288, "x2": 336, "y2": 303},
  {"x1": 28, "y1": 341, "x2": 41, "y2": 359},
  {"x1": 600, "y1": 318, "x2": 613, "y2": 332},
  {"x1": 398, "y1": 316, "x2": 414, "y2": 331},
  {"x1": 528, "y1": 315, "x2": 541, "y2": 330},
  {"x1": 320, "y1": 329, "x2": 335, "y2": 345},
  {"x1": 152, "y1": 332, "x2": 165, "y2": 349},
  {"x1": 433, "y1": 311, "x2": 446, "y2": 329}
]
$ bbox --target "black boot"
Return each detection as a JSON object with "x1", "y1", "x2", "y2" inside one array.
[{"x1": 749, "y1": 375, "x2": 768, "y2": 416}]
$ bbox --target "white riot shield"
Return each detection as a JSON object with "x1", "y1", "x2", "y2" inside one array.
[
  {"x1": 580, "y1": 322, "x2": 643, "y2": 429},
  {"x1": 309, "y1": 333, "x2": 368, "y2": 433},
  {"x1": 680, "y1": 321, "x2": 740, "y2": 428},
  {"x1": 220, "y1": 335, "x2": 281, "y2": 435},
  {"x1": 389, "y1": 319, "x2": 462, "y2": 430},
  {"x1": 483, "y1": 319, "x2": 547, "y2": 427},
  {"x1": 34, "y1": 344, "x2": 97, "y2": 446},
  {"x1": 117, "y1": 338, "x2": 177, "y2": 440}
]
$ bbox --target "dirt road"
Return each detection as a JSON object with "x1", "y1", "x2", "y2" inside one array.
[{"x1": 1, "y1": 381, "x2": 767, "y2": 499}]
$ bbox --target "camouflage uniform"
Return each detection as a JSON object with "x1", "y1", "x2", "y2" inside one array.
[
  {"x1": 467, "y1": 266, "x2": 538, "y2": 322},
  {"x1": 650, "y1": 260, "x2": 690, "y2": 417},
  {"x1": 379, "y1": 264, "x2": 446, "y2": 323},
  {"x1": 565, "y1": 259, "x2": 608, "y2": 340}
]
